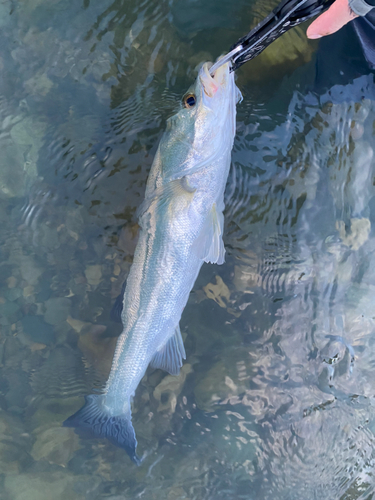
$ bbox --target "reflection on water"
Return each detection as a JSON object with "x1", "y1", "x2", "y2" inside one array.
[{"x1": 1, "y1": 0, "x2": 375, "y2": 498}]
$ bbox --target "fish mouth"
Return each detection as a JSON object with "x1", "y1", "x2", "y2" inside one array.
[{"x1": 199, "y1": 60, "x2": 229, "y2": 99}]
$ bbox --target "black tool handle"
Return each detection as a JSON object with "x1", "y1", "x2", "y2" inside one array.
[{"x1": 230, "y1": 0, "x2": 335, "y2": 70}]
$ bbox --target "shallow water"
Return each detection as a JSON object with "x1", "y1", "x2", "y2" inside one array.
[{"x1": 1, "y1": 0, "x2": 375, "y2": 498}]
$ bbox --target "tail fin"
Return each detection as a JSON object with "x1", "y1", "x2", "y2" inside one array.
[{"x1": 63, "y1": 394, "x2": 141, "y2": 465}]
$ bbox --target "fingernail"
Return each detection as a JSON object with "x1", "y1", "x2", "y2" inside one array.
[{"x1": 308, "y1": 34, "x2": 322, "y2": 39}]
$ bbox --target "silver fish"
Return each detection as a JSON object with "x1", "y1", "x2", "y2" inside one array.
[{"x1": 64, "y1": 61, "x2": 241, "y2": 463}]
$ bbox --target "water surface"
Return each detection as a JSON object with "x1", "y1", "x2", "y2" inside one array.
[{"x1": 0, "y1": 0, "x2": 375, "y2": 499}]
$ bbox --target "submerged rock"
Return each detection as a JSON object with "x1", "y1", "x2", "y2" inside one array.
[
  {"x1": 77, "y1": 324, "x2": 116, "y2": 380},
  {"x1": 4, "y1": 471, "x2": 82, "y2": 500},
  {"x1": 31, "y1": 346, "x2": 90, "y2": 399},
  {"x1": 29, "y1": 396, "x2": 84, "y2": 432},
  {"x1": 0, "y1": 115, "x2": 45, "y2": 199},
  {"x1": 0, "y1": 142, "x2": 25, "y2": 198},
  {"x1": 66, "y1": 315, "x2": 91, "y2": 334},
  {"x1": 23, "y1": 71, "x2": 54, "y2": 97},
  {"x1": 43, "y1": 297, "x2": 71, "y2": 325},
  {"x1": 0, "y1": 299, "x2": 20, "y2": 324},
  {"x1": 0, "y1": 0, "x2": 11, "y2": 27},
  {"x1": 4, "y1": 287, "x2": 23, "y2": 302},
  {"x1": 16, "y1": 255, "x2": 43, "y2": 286},
  {"x1": 5, "y1": 370, "x2": 30, "y2": 409},
  {"x1": 21, "y1": 315, "x2": 55, "y2": 345},
  {"x1": 10, "y1": 117, "x2": 46, "y2": 179},
  {"x1": 0, "y1": 411, "x2": 26, "y2": 474},
  {"x1": 6, "y1": 276, "x2": 17, "y2": 288},
  {"x1": 203, "y1": 275, "x2": 231, "y2": 309},
  {"x1": 84, "y1": 265, "x2": 102, "y2": 286},
  {"x1": 233, "y1": 264, "x2": 259, "y2": 292},
  {"x1": 194, "y1": 357, "x2": 249, "y2": 412},
  {"x1": 336, "y1": 218, "x2": 371, "y2": 251},
  {"x1": 194, "y1": 361, "x2": 230, "y2": 411},
  {"x1": 153, "y1": 363, "x2": 193, "y2": 413},
  {"x1": 31, "y1": 426, "x2": 80, "y2": 466}
]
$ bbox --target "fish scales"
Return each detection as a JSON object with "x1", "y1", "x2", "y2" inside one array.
[{"x1": 64, "y1": 61, "x2": 241, "y2": 463}]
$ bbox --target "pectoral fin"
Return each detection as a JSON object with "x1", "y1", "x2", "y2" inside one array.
[
  {"x1": 150, "y1": 325, "x2": 186, "y2": 376},
  {"x1": 137, "y1": 177, "x2": 195, "y2": 220},
  {"x1": 194, "y1": 203, "x2": 225, "y2": 264}
]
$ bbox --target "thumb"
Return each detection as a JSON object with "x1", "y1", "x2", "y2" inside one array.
[{"x1": 306, "y1": 0, "x2": 358, "y2": 39}]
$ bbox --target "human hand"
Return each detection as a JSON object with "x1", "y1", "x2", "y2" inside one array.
[{"x1": 306, "y1": 0, "x2": 358, "y2": 39}]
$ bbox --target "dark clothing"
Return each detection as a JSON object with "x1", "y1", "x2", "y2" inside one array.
[{"x1": 353, "y1": 10, "x2": 375, "y2": 67}]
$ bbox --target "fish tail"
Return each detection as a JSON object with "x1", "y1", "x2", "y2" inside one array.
[{"x1": 63, "y1": 394, "x2": 141, "y2": 465}]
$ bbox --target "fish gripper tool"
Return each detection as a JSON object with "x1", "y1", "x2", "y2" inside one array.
[{"x1": 209, "y1": 0, "x2": 336, "y2": 75}]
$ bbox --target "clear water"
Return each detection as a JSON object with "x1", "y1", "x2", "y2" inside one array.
[{"x1": 1, "y1": 0, "x2": 375, "y2": 498}]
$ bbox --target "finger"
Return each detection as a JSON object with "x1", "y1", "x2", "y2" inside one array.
[{"x1": 306, "y1": 0, "x2": 358, "y2": 39}]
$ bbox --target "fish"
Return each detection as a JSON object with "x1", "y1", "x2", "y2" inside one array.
[{"x1": 64, "y1": 60, "x2": 241, "y2": 464}]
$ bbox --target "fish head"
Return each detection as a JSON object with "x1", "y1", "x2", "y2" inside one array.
[
  {"x1": 159, "y1": 60, "x2": 240, "y2": 180},
  {"x1": 198, "y1": 61, "x2": 237, "y2": 110},
  {"x1": 181, "y1": 60, "x2": 241, "y2": 138},
  {"x1": 150, "y1": 59, "x2": 241, "y2": 188}
]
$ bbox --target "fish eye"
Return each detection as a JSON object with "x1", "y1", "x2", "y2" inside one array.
[{"x1": 183, "y1": 93, "x2": 196, "y2": 108}]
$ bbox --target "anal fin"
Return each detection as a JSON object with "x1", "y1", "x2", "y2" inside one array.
[{"x1": 150, "y1": 325, "x2": 186, "y2": 376}]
